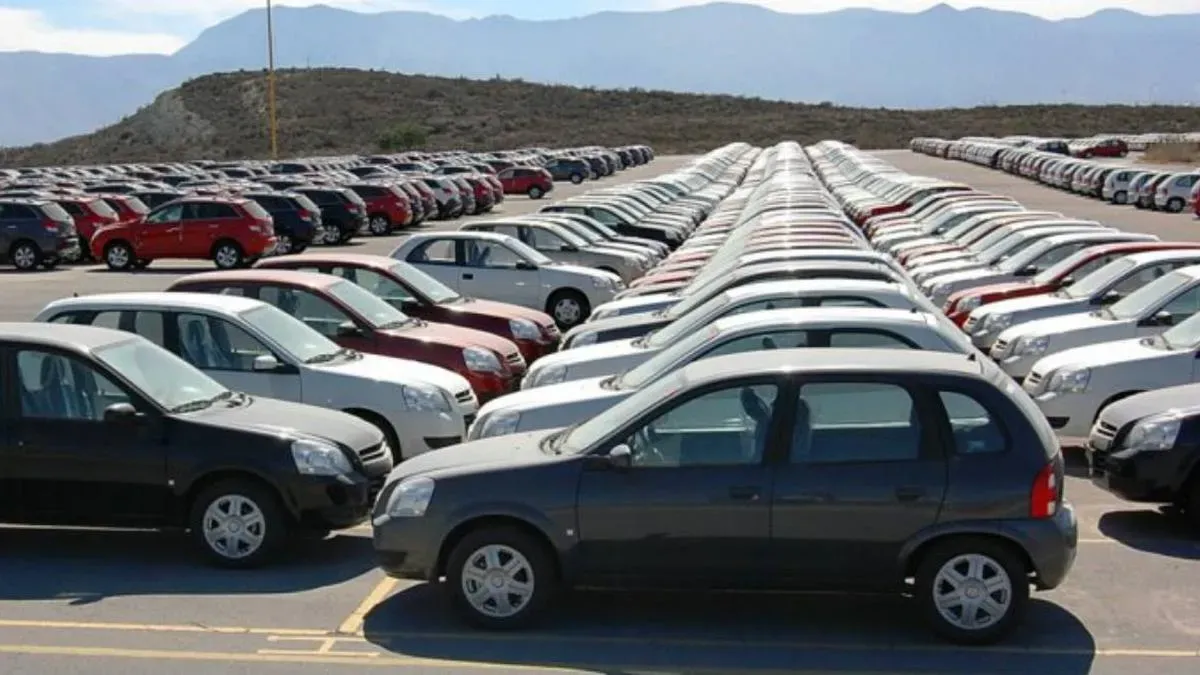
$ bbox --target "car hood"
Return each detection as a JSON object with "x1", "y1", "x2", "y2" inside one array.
[
  {"x1": 967, "y1": 280, "x2": 1052, "y2": 301},
  {"x1": 562, "y1": 312, "x2": 670, "y2": 343},
  {"x1": 1030, "y1": 338, "x2": 1168, "y2": 375},
  {"x1": 531, "y1": 337, "x2": 643, "y2": 372},
  {"x1": 976, "y1": 293, "x2": 1082, "y2": 319},
  {"x1": 931, "y1": 267, "x2": 1003, "y2": 286},
  {"x1": 199, "y1": 395, "x2": 383, "y2": 451},
  {"x1": 383, "y1": 320, "x2": 517, "y2": 355},
  {"x1": 915, "y1": 259, "x2": 983, "y2": 280},
  {"x1": 441, "y1": 298, "x2": 553, "y2": 328},
  {"x1": 387, "y1": 429, "x2": 562, "y2": 482},
  {"x1": 544, "y1": 261, "x2": 623, "y2": 283},
  {"x1": 329, "y1": 352, "x2": 473, "y2": 395},
  {"x1": 479, "y1": 375, "x2": 622, "y2": 415},
  {"x1": 1098, "y1": 383, "x2": 1200, "y2": 430},
  {"x1": 1018, "y1": 313, "x2": 1134, "y2": 344},
  {"x1": 593, "y1": 293, "x2": 679, "y2": 317}
]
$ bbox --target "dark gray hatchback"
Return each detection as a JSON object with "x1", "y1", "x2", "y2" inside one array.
[{"x1": 372, "y1": 349, "x2": 1077, "y2": 645}]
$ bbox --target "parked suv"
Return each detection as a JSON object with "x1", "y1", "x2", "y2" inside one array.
[
  {"x1": 498, "y1": 167, "x2": 554, "y2": 200},
  {"x1": 0, "y1": 197, "x2": 80, "y2": 271},
  {"x1": 90, "y1": 196, "x2": 277, "y2": 271},
  {"x1": 544, "y1": 158, "x2": 590, "y2": 184},
  {"x1": 346, "y1": 182, "x2": 413, "y2": 236},
  {"x1": 242, "y1": 191, "x2": 324, "y2": 255},
  {"x1": 293, "y1": 186, "x2": 367, "y2": 244},
  {"x1": 372, "y1": 348, "x2": 1076, "y2": 644}
]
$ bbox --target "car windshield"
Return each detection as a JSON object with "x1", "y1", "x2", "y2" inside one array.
[
  {"x1": 501, "y1": 237, "x2": 554, "y2": 265},
  {"x1": 1060, "y1": 257, "x2": 1137, "y2": 299},
  {"x1": 390, "y1": 261, "x2": 460, "y2": 303},
  {"x1": 326, "y1": 279, "x2": 411, "y2": 328},
  {"x1": 239, "y1": 305, "x2": 343, "y2": 363},
  {"x1": 1033, "y1": 248, "x2": 1098, "y2": 285},
  {"x1": 93, "y1": 338, "x2": 230, "y2": 412},
  {"x1": 551, "y1": 222, "x2": 600, "y2": 244},
  {"x1": 555, "y1": 370, "x2": 690, "y2": 454},
  {"x1": 1160, "y1": 313, "x2": 1200, "y2": 350},
  {"x1": 1103, "y1": 272, "x2": 1191, "y2": 320},
  {"x1": 647, "y1": 294, "x2": 733, "y2": 347},
  {"x1": 620, "y1": 323, "x2": 721, "y2": 389}
]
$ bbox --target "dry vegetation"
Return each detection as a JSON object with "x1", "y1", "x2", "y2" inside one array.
[
  {"x1": 6, "y1": 68, "x2": 1200, "y2": 167},
  {"x1": 1143, "y1": 142, "x2": 1200, "y2": 164}
]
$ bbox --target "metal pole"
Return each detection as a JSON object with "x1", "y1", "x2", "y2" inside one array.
[{"x1": 266, "y1": 0, "x2": 279, "y2": 159}]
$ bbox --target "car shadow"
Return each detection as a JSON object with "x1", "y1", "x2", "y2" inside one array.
[
  {"x1": 1063, "y1": 449, "x2": 1090, "y2": 478},
  {"x1": 1097, "y1": 509, "x2": 1200, "y2": 559},
  {"x1": 85, "y1": 266, "x2": 219, "y2": 275},
  {"x1": 362, "y1": 585, "x2": 1096, "y2": 674},
  {"x1": 0, "y1": 527, "x2": 374, "y2": 603}
]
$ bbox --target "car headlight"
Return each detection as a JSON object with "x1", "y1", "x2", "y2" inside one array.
[
  {"x1": 385, "y1": 476, "x2": 435, "y2": 518},
  {"x1": 984, "y1": 313, "x2": 1013, "y2": 332},
  {"x1": 1123, "y1": 413, "x2": 1182, "y2": 452},
  {"x1": 1046, "y1": 367, "x2": 1091, "y2": 393},
  {"x1": 475, "y1": 410, "x2": 521, "y2": 439},
  {"x1": 531, "y1": 365, "x2": 567, "y2": 386},
  {"x1": 463, "y1": 346, "x2": 502, "y2": 373},
  {"x1": 290, "y1": 438, "x2": 353, "y2": 476},
  {"x1": 402, "y1": 384, "x2": 452, "y2": 412},
  {"x1": 592, "y1": 276, "x2": 614, "y2": 289},
  {"x1": 1013, "y1": 335, "x2": 1049, "y2": 357},
  {"x1": 957, "y1": 296, "x2": 983, "y2": 313},
  {"x1": 570, "y1": 331, "x2": 599, "y2": 348},
  {"x1": 508, "y1": 318, "x2": 541, "y2": 341}
]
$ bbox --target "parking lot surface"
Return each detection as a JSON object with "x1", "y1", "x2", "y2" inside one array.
[{"x1": 3, "y1": 150, "x2": 1200, "y2": 675}]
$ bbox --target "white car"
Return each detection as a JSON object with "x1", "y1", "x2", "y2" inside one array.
[
  {"x1": 522, "y1": 305, "x2": 975, "y2": 389},
  {"x1": 871, "y1": 202, "x2": 1024, "y2": 252},
  {"x1": 34, "y1": 292, "x2": 478, "y2": 461},
  {"x1": 460, "y1": 219, "x2": 648, "y2": 284},
  {"x1": 883, "y1": 211, "x2": 1063, "y2": 259},
  {"x1": 391, "y1": 231, "x2": 622, "y2": 328},
  {"x1": 905, "y1": 219, "x2": 1099, "y2": 277},
  {"x1": 991, "y1": 265, "x2": 1200, "y2": 380},
  {"x1": 1024, "y1": 313, "x2": 1200, "y2": 438},
  {"x1": 475, "y1": 306, "x2": 977, "y2": 437},
  {"x1": 528, "y1": 213, "x2": 667, "y2": 261}
]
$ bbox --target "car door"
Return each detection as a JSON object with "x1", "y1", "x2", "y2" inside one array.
[
  {"x1": 185, "y1": 202, "x2": 237, "y2": 257},
  {"x1": 0, "y1": 344, "x2": 170, "y2": 527},
  {"x1": 402, "y1": 238, "x2": 462, "y2": 291},
  {"x1": 172, "y1": 312, "x2": 302, "y2": 401},
  {"x1": 574, "y1": 378, "x2": 782, "y2": 584},
  {"x1": 459, "y1": 238, "x2": 538, "y2": 308},
  {"x1": 769, "y1": 378, "x2": 947, "y2": 588},
  {"x1": 137, "y1": 203, "x2": 185, "y2": 257}
]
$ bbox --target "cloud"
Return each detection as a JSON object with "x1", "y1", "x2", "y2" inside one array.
[{"x1": 0, "y1": 7, "x2": 186, "y2": 55}]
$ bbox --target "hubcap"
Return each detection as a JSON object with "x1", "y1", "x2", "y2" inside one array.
[
  {"x1": 13, "y1": 245, "x2": 36, "y2": 269},
  {"x1": 554, "y1": 298, "x2": 581, "y2": 325},
  {"x1": 202, "y1": 494, "x2": 266, "y2": 559},
  {"x1": 371, "y1": 217, "x2": 388, "y2": 234},
  {"x1": 460, "y1": 544, "x2": 534, "y2": 618},
  {"x1": 215, "y1": 246, "x2": 240, "y2": 268},
  {"x1": 932, "y1": 553, "x2": 1012, "y2": 631},
  {"x1": 275, "y1": 236, "x2": 292, "y2": 254},
  {"x1": 107, "y1": 246, "x2": 129, "y2": 268}
]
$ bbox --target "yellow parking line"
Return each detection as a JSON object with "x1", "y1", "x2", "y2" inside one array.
[
  {"x1": 337, "y1": 577, "x2": 399, "y2": 635},
  {"x1": 0, "y1": 618, "x2": 326, "y2": 636}
]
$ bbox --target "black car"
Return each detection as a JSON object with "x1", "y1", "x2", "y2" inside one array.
[
  {"x1": 1087, "y1": 383, "x2": 1200, "y2": 528},
  {"x1": 243, "y1": 191, "x2": 324, "y2": 254},
  {"x1": 0, "y1": 323, "x2": 393, "y2": 567},
  {"x1": 0, "y1": 197, "x2": 80, "y2": 270},
  {"x1": 372, "y1": 349, "x2": 1077, "y2": 644},
  {"x1": 544, "y1": 158, "x2": 590, "y2": 185},
  {"x1": 293, "y1": 186, "x2": 367, "y2": 245}
]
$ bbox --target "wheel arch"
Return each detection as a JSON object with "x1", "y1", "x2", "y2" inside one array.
[
  {"x1": 435, "y1": 513, "x2": 565, "y2": 582},
  {"x1": 901, "y1": 528, "x2": 1036, "y2": 583},
  {"x1": 342, "y1": 407, "x2": 401, "y2": 459},
  {"x1": 179, "y1": 468, "x2": 295, "y2": 526}
]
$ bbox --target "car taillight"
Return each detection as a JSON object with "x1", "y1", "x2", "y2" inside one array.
[
  {"x1": 298, "y1": 209, "x2": 312, "y2": 221},
  {"x1": 41, "y1": 218, "x2": 61, "y2": 232},
  {"x1": 1029, "y1": 461, "x2": 1059, "y2": 519}
]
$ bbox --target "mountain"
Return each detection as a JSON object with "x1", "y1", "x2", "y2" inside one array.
[
  {"x1": 3, "y1": 2, "x2": 1200, "y2": 147},
  {"x1": 6, "y1": 68, "x2": 1200, "y2": 168}
]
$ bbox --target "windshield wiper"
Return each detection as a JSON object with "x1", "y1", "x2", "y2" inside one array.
[
  {"x1": 632, "y1": 331, "x2": 657, "y2": 348},
  {"x1": 378, "y1": 318, "x2": 412, "y2": 330},
  {"x1": 599, "y1": 374, "x2": 619, "y2": 390},
  {"x1": 171, "y1": 390, "x2": 233, "y2": 413}
]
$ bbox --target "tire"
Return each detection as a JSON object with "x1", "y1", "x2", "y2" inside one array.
[
  {"x1": 103, "y1": 241, "x2": 135, "y2": 271},
  {"x1": 40, "y1": 257, "x2": 59, "y2": 270},
  {"x1": 188, "y1": 477, "x2": 287, "y2": 568},
  {"x1": 1167, "y1": 198, "x2": 1185, "y2": 214},
  {"x1": 1113, "y1": 191, "x2": 1127, "y2": 205},
  {"x1": 10, "y1": 241, "x2": 42, "y2": 271},
  {"x1": 212, "y1": 240, "x2": 245, "y2": 269},
  {"x1": 546, "y1": 289, "x2": 590, "y2": 329},
  {"x1": 1182, "y1": 474, "x2": 1200, "y2": 532},
  {"x1": 914, "y1": 537, "x2": 1029, "y2": 645},
  {"x1": 569, "y1": 173, "x2": 584, "y2": 185},
  {"x1": 291, "y1": 243, "x2": 309, "y2": 255},
  {"x1": 274, "y1": 234, "x2": 293, "y2": 255},
  {"x1": 337, "y1": 227, "x2": 355, "y2": 244},
  {"x1": 445, "y1": 525, "x2": 558, "y2": 630},
  {"x1": 368, "y1": 215, "x2": 391, "y2": 236},
  {"x1": 528, "y1": 186, "x2": 544, "y2": 200}
]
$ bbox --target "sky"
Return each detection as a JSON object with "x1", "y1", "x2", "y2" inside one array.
[{"x1": 4, "y1": 0, "x2": 1200, "y2": 56}]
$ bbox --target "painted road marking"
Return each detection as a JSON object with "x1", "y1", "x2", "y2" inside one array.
[
  {"x1": 0, "y1": 618, "x2": 325, "y2": 636},
  {"x1": 258, "y1": 635, "x2": 380, "y2": 657},
  {"x1": 337, "y1": 577, "x2": 399, "y2": 635}
]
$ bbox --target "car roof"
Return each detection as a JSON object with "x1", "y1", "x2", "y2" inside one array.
[
  {"x1": 730, "y1": 259, "x2": 888, "y2": 278},
  {"x1": 0, "y1": 322, "x2": 133, "y2": 351},
  {"x1": 1125, "y1": 249, "x2": 1200, "y2": 265},
  {"x1": 41, "y1": 291, "x2": 265, "y2": 316},
  {"x1": 403, "y1": 230, "x2": 513, "y2": 243},
  {"x1": 710, "y1": 307, "x2": 930, "y2": 333},
  {"x1": 172, "y1": 269, "x2": 341, "y2": 289},
  {"x1": 257, "y1": 252, "x2": 395, "y2": 270},
  {"x1": 681, "y1": 347, "x2": 982, "y2": 386},
  {"x1": 725, "y1": 278, "x2": 909, "y2": 300}
]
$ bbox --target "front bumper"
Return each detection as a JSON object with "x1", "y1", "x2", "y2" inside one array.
[
  {"x1": 1087, "y1": 441, "x2": 1190, "y2": 503},
  {"x1": 373, "y1": 511, "x2": 445, "y2": 581},
  {"x1": 389, "y1": 409, "x2": 472, "y2": 460},
  {"x1": 1027, "y1": 389, "x2": 1104, "y2": 438},
  {"x1": 288, "y1": 470, "x2": 385, "y2": 530}
]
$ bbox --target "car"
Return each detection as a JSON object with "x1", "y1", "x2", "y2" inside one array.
[
  {"x1": 0, "y1": 322, "x2": 394, "y2": 567},
  {"x1": 478, "y1": 306, "x2": 979, "y2": 436},
  {"x1": 539, "y1": 202, "x2": 686, "y2": 248},
  {"x1": 164, "y1": 269, "x2": 526, "y2": 402},
  {"x1": 52, "y1": 194, "x2": 122, "y2": 260},
  {"x1": 34, "y1": 292, "x2": 481, "y2": 461},
  {"x1": 391, "y1": 232, "x2": 623, "y2": 329},
  {"x1": 372, "y1": 348, "x2": 1076, "y2": 644},
  {"x1": 461, "y1": 220, "x2": 647, "y2": 284},
  {"x1": 1153, "y1": 172, "x2": 1200, "y2": 213},
  {"x1": 1101, "y1": 169, "x2": 1143, "y2": 205},
  {"x1": 345, "y1": 182, "x2": 414, "y2": 236},
  {"x1": 90, "y1": 196, "x2": 277, "y2": 271},
  {"x1": 255, "y1": 253, "x2": 562, "y2": 362},
  {"x1": 0, "y1": 197, "x2": 81, "y2": 271},
  {"x1": 1086, "y1": 383, "x2": 1200, "y2": 529},
  {"x1": 293, "y1": 186, "x2": 368, "y2": 244},
  {"x1": 241, "y1": 191, "x2": 325, "y2": 255},
  {"x1": 498, "y1": 167, "x2": 555, "y2": 199}
]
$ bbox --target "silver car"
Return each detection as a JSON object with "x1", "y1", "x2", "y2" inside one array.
[
  {"x1": 1153, "y1": 172, "x2": 1200, "y2": 213},
  {"x1": 462, "y1": 219, "x2": 646, "y2": 283}
]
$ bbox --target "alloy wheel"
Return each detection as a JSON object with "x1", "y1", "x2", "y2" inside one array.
[
  {"x1": 931, "y1": 553, "x2": 1013, "y2": 631},
  {"x1": 460, "y1": 544, "x2": 535, "y2": 618},
  {"x1": 201, "y1": 494, "x2": 266, "y2": 560}
]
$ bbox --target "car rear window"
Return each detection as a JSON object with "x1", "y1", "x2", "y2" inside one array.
[
  {"x1": 39, "y1": 202, "x2": 72, "y2": 221},
  {"x1": 89, "y1": 199, "x2": 118, "y2": 218},
  {"x1": 291, "y1": 194, "x2": 320, "y2": 212},
  {"x1": 240, "y1": 200, "x2": 272, "y2": 220},
  {"x1": 123, "y1": 196, "x2": 150, "y2": 214},
  {"x1": 349, "y1": 185, "x2": 387, "y2": 199}
]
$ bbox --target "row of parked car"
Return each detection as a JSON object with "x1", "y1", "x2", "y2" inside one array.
[
  {"x1": 0, "y1": 145, "x2": 656, "y2": 271},
  {"x1": 911, "y1": 137, "x2": 1200, "y2": 215}
]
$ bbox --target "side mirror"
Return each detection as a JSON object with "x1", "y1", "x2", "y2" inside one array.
[
  {"x1": 560, "y1": 245, "x2": 578, "y2": 253},
  {"x1": 336, "y1": 320, "x2": 362, "y2": 337},
  {"x1": 1096, "y1": 290, "x2": 1122, "y2": 305},
  {"x1": 1013, "y1": 266, "x2": 1037, "y2": 277},
  {"x1": 515, "y1": 261, "x2": 538, "y2": 271},
  {"x1": 252, "y1": 354, "x2": 282, "y2": 372},
  {"x1": 1147, "y1": 310, "x2": 1175, "y2": 327},
  {"x1": 1060, "y1": 275, "x2": 1075, "y2": 287},
  {"x1": 607, "y1": 444, "x2": 633, "y2": 471},
  {"x1": 104, "y1": 402, "x2": 142, "y2": 424}
]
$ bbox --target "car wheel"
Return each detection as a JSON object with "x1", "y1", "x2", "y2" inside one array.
[
  {"x1": 1167, "y1": 198, "x2": 1185, "y2": 213},
  {"x1": 291, "y1": 243, "x2": 309, "y2": 254},
  {"x1": 570, "y1": 173, "x2": 584, "y2": 185},
  {"x1": 546, "y1": 289, "x2": 590, "y2": 329},
  {"x1": 369, "y1": 215, "x2": 391, "y2": 236},
  {"x1": 103, "y1": 241, "x2": 135, "y2": 271},
  {"x1": 915, "y1": 537, "x2": 1029, "y2": 645},
  {"x1": 212, "y1": 241, "x2": 245, "y2": 269},
  {"x1": 189, "y1": 477, "x2": 286, "y2": 568},
  {"x1": 274, "y1": 234, "x2": 293, "y2": 255},
  {"x1": 40, "y1": 257, "x2": 59, "y2": 270},
  {"x1": 528, "y1": 186, "x2": 544, "y2": 200},
  {"x1": 10, "y1": 241, "x2": 43, "y2": 271},
  {"x1": 337, "y1": 227, "x2": 355, "y2": 244},
  {"x1": 445, "y1": 526, "x2": 558, "y2": 629},
  {"x1": 1113, "y1": 191, "x2": 1127, "y2": 205}
]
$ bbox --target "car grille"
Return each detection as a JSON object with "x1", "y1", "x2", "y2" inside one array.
[
  {"x1": 454, "y1": 389, "x2": 474, "y2": 405},
  {"x1": 368, "y1": 476, "x2": 386, "y2": 503},
  {"x1": 1094, "y1": 420, "x2": 1118, "y2": 441},
  {"x1": 357, "y1": 442, "x2": 388, "y2": 464},
  {"x1": 964, "y1": 316, "x2": 979, "y2": 331},
  {"x1": 505, "y1": 351, "x2": 524, "y2": 367},
  {"x1": 994, "y1": 338, "x2": 1009, "y2": 352},
  {"x1": 1026, "y1": 370, "x2": 1044, "y2": 388}
]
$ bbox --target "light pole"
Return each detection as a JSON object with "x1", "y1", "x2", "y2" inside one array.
[{"x1": 266, "y1": 0, "x2": 279, "y2": 159}]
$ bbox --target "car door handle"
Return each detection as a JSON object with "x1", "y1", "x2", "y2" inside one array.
[
  {"x1": 895, "y1": 486, "x2": 926, "y2": 502},
  {"x1": 728, "y1": 486, "x2": 761, "y2": 502},
  {"x1": 462, "y1": 273, "x2": 474, "y2": 280},
  {"x1": 777, "y1": 492, "x2": 832, "y2": 504}
]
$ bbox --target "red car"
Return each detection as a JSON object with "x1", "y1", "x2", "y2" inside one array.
[
  {"x1": 166, "y1": 269, "x2": 528, "y2": 401},
  {"x1": 255, "y1": 252, "x2": 561, "y2": 362},
  {"x1": 1072, "y1": 138, "x2": 1129, "y2": 159},
  {"x1": 497, "y1": 167, "x2": 554, "y2": 200},
  {"x1": 90, "y1": 196, "x2": 277, "y2": 271},
  {"x1": 942, "y1": 241, "x2": 1200, "y2": 326},
  {"x1": 347, "y1": 182, "x2": 414, "y2": 236},
  {"x1": 51, "y1": 194, "x2": 121, "y2": 258},
  {"x1": 95, "y1": 193, "x2": 151, "y2": 225}
]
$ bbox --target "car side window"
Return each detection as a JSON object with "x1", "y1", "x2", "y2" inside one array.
[
  {"x1": 258, "y1": 287, "x2": 350, "y2": 338},
  {"x1": 622, "y1": 384, "x2": 779, "y2": 468},
  {"x1": 1111, "y1": 264, "x2": 1171, "y2": 295},
  {"x1": 726, "y1": 297, "x2": 807, "y2": 316},
  {"x1": 526, "y1": 227, "x2": 566, "y2": 250},
  {"x1": 464, "y1": 241, "x2": 522, "y2": 269},
  {"x1": 336, "y1": 266, "x2": 416, "y2": 304},
  {"x1": 198, "y1": 203, "x2": 238, "y2": 219},
  {"x1": 1157, "y1": 286, "x2": 1200, "y2": 320},
  {"x1": 794, "y1": 382, "x2": 921, "y2": 464},
  {"x1": 497, "y1": 169, "x2": 515, "y2": 179},
  {"x1": 828, "y1": 330, "x2": 916, "y2": 349},
  {"x1": 701, "y1": 330, "x2": 809, "y2": 358},
  {"x1": 818, "y1": 296, "x2": 885, "y2": 308},
  {"x1": 937, "y1": 391, "x2": 1007, "y2": 455},
  {"x1": 175, "y1": 313, "x2": 271, "y2": 371},
  {"x1": 16, "y1": 350, "x2": 130, "y2": 421},
  {"x1": 406, "y1": 239, "x2": 456, "y2": 265},
  {"x1": 90, "y1": 311, "x2": 122, "y2": 331},
  {"x1": 145, "y1": 204, "x2": 183, "y2": 224},
  {"x1": 134, "y1": 311, "x2": 166, "y2": 347}
]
